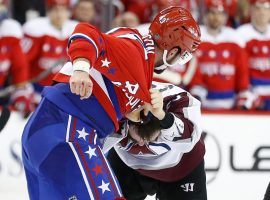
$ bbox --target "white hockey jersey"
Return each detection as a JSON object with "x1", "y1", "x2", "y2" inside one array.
[{"x1": 106, "y1": 81, "x2": 205, "y2": 182}]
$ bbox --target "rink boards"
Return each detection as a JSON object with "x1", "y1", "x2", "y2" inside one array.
[{"x1": 0, "y1": 111, "x2": 269, "y2": 200}]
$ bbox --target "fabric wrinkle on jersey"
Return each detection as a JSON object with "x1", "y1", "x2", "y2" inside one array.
[
  {"x1": 106, "y1": 81, "x2": 205, "y2": 182},
  {"x1": 22, "y1": 96, "x2": 123, "y2": 199},
  {"x1": 22, "y1": 25, "x2": 156, "y2": 200},
  {"x1": 22, "y1": 79, "x2": 124, "y2": 199},
  {"x1": 54, "y1": 24, "x2": 156, "y2": 127}
]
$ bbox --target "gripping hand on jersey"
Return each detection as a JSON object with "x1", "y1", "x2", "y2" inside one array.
[
  {"x1": 70, "y1": 58, "x2": 93, "y2": 100},
  {"x1": 144, "y1": 88, "x2": 165, "y2": 120}
]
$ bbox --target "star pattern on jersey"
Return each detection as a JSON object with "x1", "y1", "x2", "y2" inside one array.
[
  {"x1": 85, "y1": 146, "x2": 97, "y2": 159},
  {"x1": 76, "y1": 127, "x2": 89, "y2": 141},
  {"x1": 98, "y1": 180, "x2": 111, "y2": 194},
  {"x1": 101, "y1": 58, "x2": 111, "y2": 68},
  {"x1": 92, "y1": 164, "x2": 103, "y2": 176}
]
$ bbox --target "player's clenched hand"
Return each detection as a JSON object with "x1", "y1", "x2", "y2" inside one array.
[
  {"x1": 144, "y1": 88, "x2": 165, "y2": 120},
  {"x1": 70, "y1": 70, "x2": 93, "y2": 100}
]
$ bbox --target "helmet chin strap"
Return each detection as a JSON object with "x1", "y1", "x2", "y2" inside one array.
[{"x1": 162, "y1": 50, "x2": 193, "y2": 67}]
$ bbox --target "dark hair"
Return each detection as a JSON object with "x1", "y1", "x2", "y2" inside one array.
[{"x1": 128, "y1": 111, "x2": 161, "y2": 141}]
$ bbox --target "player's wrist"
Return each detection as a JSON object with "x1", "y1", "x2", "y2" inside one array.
[
  {"x1": 159, "y1": 112, "x2": 174, "y2": 129},
  {"x1": 156, "y1": 110, "x2": 166, "y2": 120},
  {"x1": 73, "y1": 58, "x2": 91, "y2": 74}
]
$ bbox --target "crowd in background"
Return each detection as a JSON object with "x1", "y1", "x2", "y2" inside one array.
[{"x1": 0, "y1": 0, "x2": 270, "y2": 118}]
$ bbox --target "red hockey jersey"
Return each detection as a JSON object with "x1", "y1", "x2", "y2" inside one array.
[
  {"x1": 237, "y1": 24, "x2": 270, "y2": 99},
  {"x1": 0, "y1": 19, "x2": 29, "y2": 87},
  {"x1": 54, "y1": 24, "x2": 155, "y2": 126},
  {"x1": 22, "y1": 17, "x2": 77, "y2": 87},
  {"x1": 190, "y1": 26, "x2": 249, "y2": 109}
]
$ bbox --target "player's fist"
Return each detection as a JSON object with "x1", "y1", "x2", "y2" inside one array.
[
  {"x1": 144, "y1": 88, "x2": 165, "y2": 120},
  {"x1": 70, "y1": 70, "x2": 93, "y2": 100}
]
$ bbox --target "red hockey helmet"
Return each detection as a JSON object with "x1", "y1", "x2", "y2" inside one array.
[
  {"x1": 149, "y1": 6, "x2": 201, "y2": 67},
  {"x1": 46, "y1": 0, "x2": 70, "y2": 9}
]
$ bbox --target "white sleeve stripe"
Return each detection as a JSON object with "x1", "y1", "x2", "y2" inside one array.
[{"x1": 68, "y1": 33, "x2": 99, "y2": 59}]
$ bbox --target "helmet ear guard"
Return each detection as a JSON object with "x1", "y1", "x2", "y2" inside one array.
[{"x1": 162, "y1": 49, "x2": 193, "y2": 67}]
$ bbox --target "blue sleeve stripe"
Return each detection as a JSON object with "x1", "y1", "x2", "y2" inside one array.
[
  {"x1": 68, "y1": 33, "x2": 99, "y2": 59},
  {"x1": 251, "y1": 78, "x2": 270, "y2": 86},
  {"x1": 207, "y1": 91, "x2": 235, "y2": 99}
]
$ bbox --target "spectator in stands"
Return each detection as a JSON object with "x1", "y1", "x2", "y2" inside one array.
[
  {"x1": 237, "y1": 0, "x2": 270, "y2": 110},
  {"x1": 189, "y1": 0, "x2": 259, "y2": 110},
  {"x1": 136, "y1": 0, "x2": 202, "y2": 36},
  {"x1": 237, "y1": 0, "x2": 251, "y2": 25},
  {"x1": 155, "y1": 0, "x2": 202, "y2": 22},
  {"x1": 120, "y1": 0, "x2": 154, "y2": 23},
  {"x1": 0, "y1": 0, "x2": 34, "y2": 116},
  {"x1": 22, "y1": 0, "x2": 77, "y2": 105},
  {"x1": 112, "y1": 11, "x2": 140, "y2": 28},
  {"x1": 72, "y1": 0, "x2": 96, "y2": 24}
]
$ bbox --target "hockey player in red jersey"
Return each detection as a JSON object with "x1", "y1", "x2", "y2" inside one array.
[
  {"x1": 236, "y1": 0, "x2": 270, "y2": 110},
  {"x1": 22, "y1": 0, "x2": 77, "y2": 104},
  {"x1": 189, "y1": 0, "x2": 258, "y2": 110},
  {"x1": 107, "y1": 81, "x2": 206, "y2": 200},
  {"x1": 0, "y1": 0, "x2": 34, "y2": 116},
  {"x1": 21, "y1": 6, "x2": 201, "y2": 200}
]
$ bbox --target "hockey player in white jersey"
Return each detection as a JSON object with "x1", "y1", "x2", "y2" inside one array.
[{"x1": 107, "y1": 82, "x2": 206, "y2": 200}]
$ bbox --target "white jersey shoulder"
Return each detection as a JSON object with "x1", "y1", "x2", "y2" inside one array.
[
  {"x1": 136, "y1": 23, "x2": 150, "y2": 36},
  {"x1": 23, "y1": 17, "x2": 78, "y2": 39},
  {"x1": 151, "y1": 81, "x2": 185, "y2": 97},
  {"x1": 0, "y1": 19, "x2": 23, "y2": 38},
  {"x1": 236, "y1": 23, "x2": 270, "y2": 44},
  {"x1": 200, "y1": 25, "x2": 243, "y2": 47}
]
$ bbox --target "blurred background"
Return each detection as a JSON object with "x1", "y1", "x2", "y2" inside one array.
[{"x1": 0, "y1": 0, "x2": 269, "y2": 199}]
